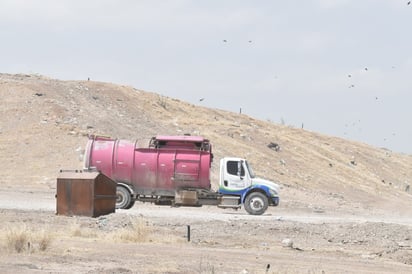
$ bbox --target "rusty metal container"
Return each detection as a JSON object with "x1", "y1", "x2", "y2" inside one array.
[{"x1": 56, "y1": 170, "x2": 117, "y2": 217}]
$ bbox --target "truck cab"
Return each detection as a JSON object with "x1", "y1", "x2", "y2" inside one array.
[{"x1": 218, "y1": 157, "x2": 280, "y2": 215}]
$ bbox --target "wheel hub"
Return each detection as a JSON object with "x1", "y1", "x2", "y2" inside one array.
[{"x1": 250, "y1": 198, "x2": 264, "y2": 210}]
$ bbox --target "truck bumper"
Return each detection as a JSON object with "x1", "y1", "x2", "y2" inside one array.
[{"x1": 271, "y1": 197, "x2": 280, "y2": 206}]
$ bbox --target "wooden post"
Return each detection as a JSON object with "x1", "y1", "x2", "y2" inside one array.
[{"x1": 187, "y1": 225, "x2": 191, "y2": 242}]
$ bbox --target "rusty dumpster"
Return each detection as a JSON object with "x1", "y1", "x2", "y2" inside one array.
[{"x1": 56, "y1": 170, "x2": 117, "y2": 217}]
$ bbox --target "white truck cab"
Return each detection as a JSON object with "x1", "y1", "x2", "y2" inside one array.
[{"x1": 218, "y1": 157, "x2": 280, "y2": 215}]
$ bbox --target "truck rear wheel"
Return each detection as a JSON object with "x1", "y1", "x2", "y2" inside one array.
[
  {"x1": 244, "y1": 192, "x2": 268, "y2": 215},
  {"x1": 116, "y1": 186, "x2": 133, "y2": 209}
]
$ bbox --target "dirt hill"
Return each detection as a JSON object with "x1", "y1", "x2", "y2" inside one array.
[{"x1": 1, "y1": 73, "x2": 411, "y2": 216}]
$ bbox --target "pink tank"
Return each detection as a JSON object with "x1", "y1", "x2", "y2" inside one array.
[{"x1": 84, "y1": 135, "x2": 212, "y2": 196}]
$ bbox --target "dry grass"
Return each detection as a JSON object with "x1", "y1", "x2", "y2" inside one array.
[
  {"x1": 65, "y1": 217, "x2": 183, "y2": 244},
  {"x1": 60, "y1": 217, "x2": 155, "y2": 243},
  {"x1": 36, "y1": 229, "x2": 53, "y2": 251},
  {"x1": 110, "y1": 219, "x2": 151, "y2": 243},
  {"x1": 70, "y1": 223, "x2": 98, "y2": 238},
  {"x1": 5, "y1": 225, "x2": 53, "y2": 253},
  {"x1": 198, "y1": 256, "x2": 216, "y2": 274},
  {"x1": 107, "y1": 218, "x2": 186, "y2": 244},
  {"x1": 6, "y1": 226, "x2": 28, "y2": 253}
]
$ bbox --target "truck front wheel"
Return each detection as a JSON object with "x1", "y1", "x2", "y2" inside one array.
[
  {"x1": 116, "y1": 186, "x2": 134, "y2": 209},
  {"x1": 244, "y1": 192, "x2": 268, "y2": 215}
]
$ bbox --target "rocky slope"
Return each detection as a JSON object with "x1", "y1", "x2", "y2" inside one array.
[{"x1": 1, "y1": 73, "x2": 411, "y2": 215}]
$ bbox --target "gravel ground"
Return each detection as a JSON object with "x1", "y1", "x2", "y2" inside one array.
[{"x1": 0, "y1": 188, "x2": 411, "y2": 274}]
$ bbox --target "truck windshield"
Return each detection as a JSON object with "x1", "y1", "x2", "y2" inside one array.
[{"x1": 245, "y1": 161, "x2": 256, "y2": 178}]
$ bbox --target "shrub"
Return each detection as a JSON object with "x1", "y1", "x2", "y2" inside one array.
[
  {"x1": 5, "y1": 225, "x2": 53, "y2": 253},
  {"x1": 36, "y1": 230, "x2": 52, "y2": 251},
  {"x1": 6, "y1": 226, "x2": 29, "y2": 253},
  {"x1": 113, "y1": 219, "x2": 151, "y2": 243}
]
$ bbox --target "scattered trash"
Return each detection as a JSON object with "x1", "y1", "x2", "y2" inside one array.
[
  {"x1": 265, "y1": 263, "x2": 270, "y2": 273},
  {"x1": 281, "y1": 238, "x2": 304, "y2": 251},
  {"x1": 281, "y1": 238, "x2": 293, "y2": 248},
  {"x1": 267, "y1": 142, "x2": 281, "y2": 151},
  {"x1": 397, "y1": 242, "x2": 410, "y2": 248}
]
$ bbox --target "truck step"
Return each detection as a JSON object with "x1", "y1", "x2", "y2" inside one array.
[
  {"x1": 218, "y1": 195, "x2": 240, "y2": 208},
  {"x1": 217, "y1": 204, "x2": 241, "y2": 209}
]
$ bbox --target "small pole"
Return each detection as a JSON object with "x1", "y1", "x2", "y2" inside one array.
[{"x1": 187, "y1": 225, "x2": 191, "y2": 242}]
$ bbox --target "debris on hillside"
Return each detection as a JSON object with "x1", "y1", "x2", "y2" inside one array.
[
  {"x1": 281, "y1": 238, "x2": 293, "y2": 248},
  {"x1": 267, "y1": 142, "x2": 281, "y2": 151}
]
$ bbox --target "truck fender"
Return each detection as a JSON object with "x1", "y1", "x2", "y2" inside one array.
[
  {"x1": 241, "y1": 185, "x2": 271, "y2": 204},
  {"x1": 117, "y1": 182, "x2": 135, "y2": 198}
]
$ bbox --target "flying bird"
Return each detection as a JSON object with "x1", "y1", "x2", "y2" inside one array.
[
  {"x1": 408, "y1": 1, "x2": 411, "y2": 5},
  {"x1": 364, "y1": 67, "x2": 368, "y2": 71},
  {"x1": 223, "y1": 39, "x2": 227, "y2": 43},
  {"x1": 199, "y1": 98, "x2": 205, "y2": 102},
  {"x1": 348, "y1": 74, "x2": 352, "y2": 78}
]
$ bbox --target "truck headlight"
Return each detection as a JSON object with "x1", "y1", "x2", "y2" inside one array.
[{"x1": 269, "y1": 188, "x2": 278, "y2": 197}]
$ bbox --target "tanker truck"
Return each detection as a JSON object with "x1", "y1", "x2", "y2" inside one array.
[{"x1": 83, "y1": 135, "x2": 280, "y2": 215}]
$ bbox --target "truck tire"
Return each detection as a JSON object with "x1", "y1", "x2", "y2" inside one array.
[
  {"x1": 244, "y1": 192, "x2": 268, "y2": 215},
  {"x1": 116, "y1": 186, "x2": 133, "y2": 209},
  {"x1": 125, "y1": 199, "x2": 135, "y2": 209}
]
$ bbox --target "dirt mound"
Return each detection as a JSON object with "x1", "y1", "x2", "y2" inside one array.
[{"x1": 1, "y1": 73, "x2": 411, "y2": 215}]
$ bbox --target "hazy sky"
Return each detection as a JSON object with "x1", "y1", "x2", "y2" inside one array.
[{"x1": 1, "y1": 0, "x2": 411, "y2": 154}]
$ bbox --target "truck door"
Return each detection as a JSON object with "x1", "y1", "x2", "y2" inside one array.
[{"x1": 222, "y1": 160, "x2": 249, "y2": 190}]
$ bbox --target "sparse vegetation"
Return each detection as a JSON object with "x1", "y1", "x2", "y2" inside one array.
[
  {"x1": 6, "y1": 226, "x2": 28, "y2": 253},
  {"x1": 36, "y1": 229, "x2": 52, "y2": 251},
  {"x1": 68, "y1": 216, "x2": 183, "y2": 244},
  {"x1": 5, "y1": 225, "x2": 53, "y2": 253},
  {"x1": 111, "y1": 219, "x2": 151, "y2": 243},
  {"x1": 198, "y1": 257, "x2": 216, "y2": 274},
  {"x1": 70, "y1": 223, "x2": 98, "y2": 238},
  {"x1": 157, "y1": 95, "x2": 167, "y2": 109}
]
